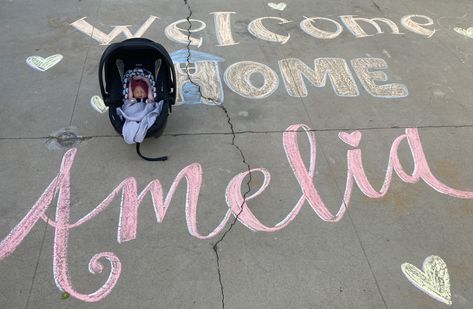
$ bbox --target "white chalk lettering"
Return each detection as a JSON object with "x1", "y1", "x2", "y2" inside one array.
[
  {"x1": 70, "y1": 16, "x2": 158, "y2": 45},
  {"x1": 351, "y1": 58, "x2": 408, "y2": 98},
  {"x1": 278, "y1": 58, "x2": 359, "y2": 97},
  {"x1": 300, "y1": 16, "x2": 343, "y2": 39},
  {"x1": 70, "y1": 13, "x2": 436, "y2": 46},
  {"x1": 174, "y1": 61, "x2": 224, "y2": 105},
  {"x1": 340, "y1": 15, "x2": 403, "y2": 38},
  {"x1": 401, "y1": 15, "x2": 436, "y2": 37},
  {"x1": 248, "y1": 17, "x2": 291, "y2": 44},
  {"x1": 224, "y1": 61, "x2": 279, "y2": 98},
  {"x1": 211, "y1": 12, "x2": 239, "y2": 46},
  {"x1": 164, "y1": 19, "x2": 206, "y2": 47}
]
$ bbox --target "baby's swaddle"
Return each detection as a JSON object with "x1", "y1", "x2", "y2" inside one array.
[{"x1": 117, "y1": 100, "x2": 164, "y2": 144}]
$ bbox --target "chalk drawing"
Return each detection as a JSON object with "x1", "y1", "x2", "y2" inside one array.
[
  {"x1": 70, "y1": 13, "x2": 438, "y2": 47},
  {"x1": 339, "y1": 15, "x2": 403, "y2": 38},
  {"x1": 90, "y1": 96, "x2": 108, "y2": 113},
  {"x1": 351, "y1": 58, "x2": 408, "y2": 98},
  {"x1": 278, "y1": 58, "x2": 359, "y2": 97},
  {"x1": 2, "y1": 125, "x2": 473, "y2": 301},
  {"x1": 402, "y1": 256, "x2": 452, "y2": 305},
  {"x1": 400, "y1": 15, "x2": 436, "y2": 38},
  {"x1": 169, "y1": 55, "x2": 404, "y2": 100},
  {"x1": 342, "y1": 128, "x2": 473, "y2": 200},
  {"x1": 226, "y1": 124, "x2": 347, "y2": 230},
  {"x1": 338, "y1": 131, "x2": 361, "y2": 147},
  {"x1": 267, "y1": 2, "x2": 287, "y2": 11},
  {"x1": 226, "y1": 125, "x2": 473, "y2": 230},
  {"x1": 454, "y1": 27, "x2": 473, "y2": 39},
  {"x1": 70, "y1": 16, "x2": 158, "y2": 45},
  {"x1": 210, "y1": 12, "x2": 239, "y2": 46},
  {"x1": 0, "y1": 149, "x2": 232, "y2": 302},
  {"x1": 224, "y1": 61, "x2": 279, "y2": 99},
  {"x1": 300, "y1": 17, "x2": 343, "y2": 39},
  {"x1": 0, "y1": 150, "x2": 121, "y2": 302},
  {"x1": 26, "y1": 54, "x2": 63, "y2": 72},
  {"x1": 165, "y1": 18, "x2": 206, "y2": 47},
  {"x1": 248, "y1": 17, "x2": 291, "y2": 44},
  {"x1": 171, "y1": 49, "x2": 224, "y2": 105}
]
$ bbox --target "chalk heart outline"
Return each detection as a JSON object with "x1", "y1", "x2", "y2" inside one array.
[
  {"x1": 401, "y1": 255, "x2": 452, "y2": 306},
  {"x1": 454, "y1": 27, "x2": 473, "y2": 39},
  {"x1": 267, "y1": 2, "x2": 287, "y2": 11},
  {"x1": 26, "y1": 54, "x2": 63, "y2": 72},
  {"x1": 90, "y1": 95, "x2": 108, "y2": 114},
  {"x1": 338, "y1": 131, "x2": 361, "y2": 147}
]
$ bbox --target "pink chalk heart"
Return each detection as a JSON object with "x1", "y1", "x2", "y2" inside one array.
[{"x1": 338, "y1": 131, "x2": 361, "y2": 147}]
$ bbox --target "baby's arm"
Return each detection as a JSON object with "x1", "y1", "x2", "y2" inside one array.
[
  {"x1": 144, "y1": 78, "x2": 154, "y2": 101},
  {"x1": 128, "y1": 80, "x2": 133, "y2": 100}
]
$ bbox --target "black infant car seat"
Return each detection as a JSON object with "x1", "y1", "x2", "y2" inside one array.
[{"x1": 99, "y1": 38, "x2": 176, "y2": 161}]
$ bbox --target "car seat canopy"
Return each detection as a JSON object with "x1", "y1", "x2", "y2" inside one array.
[{"x1": 99, "y1": 38, "x2": 176, "y2": 108}]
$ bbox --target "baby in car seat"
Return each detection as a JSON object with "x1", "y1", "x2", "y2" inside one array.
[
  {"x1": 128, "y1": 76, "x2": 154, "y2": 103},
  {"x1": 117, "y1": 69, "x2": 163, "y2": 144}
]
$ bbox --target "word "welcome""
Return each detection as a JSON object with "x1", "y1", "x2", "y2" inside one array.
[
  {"x1": 71, "y1": 13, "x2": 436, "y2": 47},
  {"x1": 1, "y1": 125, "x2": 472, "y2": 302}
]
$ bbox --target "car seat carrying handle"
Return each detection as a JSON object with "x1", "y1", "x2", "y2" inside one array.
[
  {"x1": 98, "y1": 50, "x2": 110, "y2": 105},
  {"x1": 136, "y1": 143, "x2": 168, "y2": 161}
]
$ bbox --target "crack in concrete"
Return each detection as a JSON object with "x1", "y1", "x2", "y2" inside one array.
[
  {"x1": 3, "y1": 123, "x2": 473, "y2": 141},
  {"x1": 47, "y1": 131, "x2": 90, "y2": 146},
  {"x1": 371, "y1": 0, "x2": 383, "y2": 14},
  {"x1": 183, "y1": 1, "x2": 252, "y2": 307},
  {"x1": 68, "y1": 0, "x2": 103, "y2": 126},
  {"x1": 44, "y1": 128, "x2": 93, "y2": 150},
  {"x1": 24, "y1": 200, "x2": 53, "y2": 309}
]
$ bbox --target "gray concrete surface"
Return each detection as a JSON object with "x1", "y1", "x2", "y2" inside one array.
[{"x1": 1, "y1": 0, "x2": 473, "y2": 308}]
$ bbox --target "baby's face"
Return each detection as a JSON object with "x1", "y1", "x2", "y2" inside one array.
[{"x1": 133, "y1": 86, "x2": 146, "y2": 99}]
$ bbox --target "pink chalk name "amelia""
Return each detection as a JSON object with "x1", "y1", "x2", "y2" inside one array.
[{"x1": 1, "y1": 124, "x2": 472, "y2": 302}]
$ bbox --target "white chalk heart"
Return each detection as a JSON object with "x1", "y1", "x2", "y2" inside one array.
[
  {"x1": 402, "y1": 255, "x2": 452, "y2": 306},
  {"x1": 90, "y1": 96, "x2": 108, "y2": 114},
  {"x1": 338, "y1": 131, "x2": 361, "y2": 147},
  {"x1": 454, "y1": 27, "x2": 473, "y2": 39},
  {"x1": 268, "y1": 2, "x2": 287, "y2": 11},
  {"x1": 26, "y1": 54, "x2": 63, "y2": 72}
]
